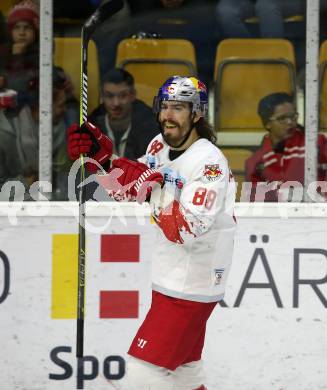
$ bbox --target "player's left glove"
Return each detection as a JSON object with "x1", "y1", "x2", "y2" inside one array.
[{"x1": 99, "y1": 157, "x2": 163, "y2": 203}]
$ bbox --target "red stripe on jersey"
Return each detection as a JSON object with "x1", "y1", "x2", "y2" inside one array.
[
  {"x1": 101, "y1": 234, "x2": 140, "y2": 262},
  {"x1": 100, "y1": 290, "x2": 139, "y2": 318}
]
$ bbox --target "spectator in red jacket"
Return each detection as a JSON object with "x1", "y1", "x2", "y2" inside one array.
[{"x1": 245, "y1": 92, "x2": 327, "y2": 201}]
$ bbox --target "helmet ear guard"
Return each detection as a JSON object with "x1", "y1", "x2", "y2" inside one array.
[
  {"x1": 153, "y1": 76, "x2": 208, "y2": 117},
  {"x1": 191, "y1": 101, "x2": 208, "y2": 117},
  {"x1": 152, "y1": 96, "x2": 161, "y2": 114}
]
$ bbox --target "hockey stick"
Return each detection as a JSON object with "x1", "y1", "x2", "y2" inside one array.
[{"x1": 77, "y1": 0, "x2": 124, "y2": 359}]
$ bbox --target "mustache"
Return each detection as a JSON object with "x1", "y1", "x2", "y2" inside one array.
[{"x1": 162, "y1": 120, "x2": 180, "y2": 128}]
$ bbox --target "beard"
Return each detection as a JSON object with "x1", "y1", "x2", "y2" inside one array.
[
  {"x1": 160, "y1": 120, "x2": 194, "y2": 148},
  {"x1": 160, "y1": 120, "x2": 181, "y2": 146}
]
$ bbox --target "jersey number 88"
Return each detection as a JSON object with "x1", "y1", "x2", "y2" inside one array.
[{"x1": 192, "y1": 187, "x2": 217, "y2": 210}]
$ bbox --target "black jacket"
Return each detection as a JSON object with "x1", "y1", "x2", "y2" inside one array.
[{"x1": 89, "y1": 98, "x2": 159, "y2": 160}]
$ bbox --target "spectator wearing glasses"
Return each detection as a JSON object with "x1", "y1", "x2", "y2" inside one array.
[{"x1": 245, "y1": 92, "x2": 327, "y2": 201}]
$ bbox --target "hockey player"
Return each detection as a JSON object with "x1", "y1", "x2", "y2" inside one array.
[{"x1": 67, "y1": 76, "x2": 236, "y2": 390}]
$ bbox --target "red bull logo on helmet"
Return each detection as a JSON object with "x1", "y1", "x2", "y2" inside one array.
[
  {"x1": 189, "y1": 77, "x2": 207, "y2": 93},
  {"x1": 203, "y1": 164, "x2": 222, "y2": 182},
  {"x1": 167, "y1": 85, "x2": 176, "y2": 94}
]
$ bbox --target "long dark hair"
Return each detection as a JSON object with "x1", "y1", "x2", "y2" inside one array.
[{"x1": 195, "y1": 117, "x2": 217, "y2": 145}]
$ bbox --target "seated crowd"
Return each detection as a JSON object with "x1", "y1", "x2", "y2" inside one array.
[{"x1": 0, "y1": 0, "x2": 325, "y2": 202}]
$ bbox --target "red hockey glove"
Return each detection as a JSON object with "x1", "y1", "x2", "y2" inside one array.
[
  {"x1": 98, "y1": 157, "x2": 163, "y2": 203},
  {"x1": 67, "y1": 122, "x2": 113, "y2": 173}
]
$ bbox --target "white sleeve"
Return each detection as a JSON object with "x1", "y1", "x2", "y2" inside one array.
[
  {"x1": 137, "y1": 155, "x2": 147, "y2": 164},
  {"x1": 138, "y1": 134, "x2": 166, "y2": 166},
  {"x1": 151, "y1": 156, "x2": 233, "y2": 244}
]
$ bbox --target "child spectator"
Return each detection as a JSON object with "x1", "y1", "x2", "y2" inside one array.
[{"x1": 0, "y1": 0, "x2": 39, "y2": 106}]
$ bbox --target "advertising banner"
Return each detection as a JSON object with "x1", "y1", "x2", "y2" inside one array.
[{"x1": 0, "y1": 203, "x2": 326, "y2": 389}]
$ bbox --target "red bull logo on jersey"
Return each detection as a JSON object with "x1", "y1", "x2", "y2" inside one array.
[{"x1": 203, "y1": 164, "x2": 222, "y2": 182}]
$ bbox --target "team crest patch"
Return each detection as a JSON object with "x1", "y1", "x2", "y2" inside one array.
[
  {"x1": 214, "y1": 268, "x2": 225, "y2": 285},
  {"x1": 203, "y1": 164, "x2": 222, "y2": 182}
]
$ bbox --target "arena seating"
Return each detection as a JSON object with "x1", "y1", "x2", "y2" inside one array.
[
  {"x1": 54, "y1": 37, "x2": 100, "y2": 113},
  {"x1": 214, "y1": 38, "x2": 297, "y2": 132},
  {"x1": 116, "y1": 38, "x2": 197, "y2": 107},
  {"x1": 221, "y1": 148, "x2": 253, "y2": 201},
  {"x1": 0, "y1": 0, "x2": 15, "y2": 16}
]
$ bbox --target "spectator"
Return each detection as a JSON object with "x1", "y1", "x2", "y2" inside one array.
[
  {"x1": 54, "y1": 0, "x2": 132, "y2": 79},
  {"x1": 91, "y1": 0, "x2": 132, "y2": 78},
  {"x1": 128, "y1": 0, "x2": 217, "y2": 87},
  {"x1": 0, "y1": 69, "x2": 76, "y2": 200},
  {"x1": 0, "y1": 0, "x2": 39, "y2": 106},
  {"x1": 53, "y1": 65, "x2": 79, "y2": 127},
  {"x1": 215, "y1": 0, "x2": 305, "y2": 38},
  {"x1": 215, "y1": 0, "x2": 327, "y2": 74},
  {"x1": 245, "y1": 92, "x2": 327, "y2": 201},
  {"x1": 89, "y1": 68, "x2": 159, "y2": 159},
  {"x1": 54, "y1": 0, "x2": 100, "y2": 19},
  {"x1": 128, "y1": 0, "x2": 185, "y2": 13}
]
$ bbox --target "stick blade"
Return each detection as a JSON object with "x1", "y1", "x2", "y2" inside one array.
[
  {"x1": 84, "y1": 0, "x2": 124, "y2": 33},
  {"x1": 98, "y1": 0, "x2": 124, "y2": 23}
]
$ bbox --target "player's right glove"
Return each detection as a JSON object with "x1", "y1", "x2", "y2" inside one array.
[
  {"x1": 67, "y1": 121, "x2": 113, "y2": 173},
  {"x1": 98, "y1": 157, "x2": 163, "y2": 203}
]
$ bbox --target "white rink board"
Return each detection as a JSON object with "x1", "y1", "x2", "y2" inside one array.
[{"x1": 0, "y1": 203, "x2": 326, "y2": 390}]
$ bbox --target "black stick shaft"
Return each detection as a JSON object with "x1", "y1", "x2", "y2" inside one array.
[
  {"x1": 75, "y1": 0, "x2": 124, "y2": 359},
  {"x1": 76, "y1": 38, "x2": 88, "y2": 359}
]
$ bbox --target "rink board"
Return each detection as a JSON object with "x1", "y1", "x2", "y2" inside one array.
[{"x1": 0, "y1": 202, "x2": 326, "y2": 390}]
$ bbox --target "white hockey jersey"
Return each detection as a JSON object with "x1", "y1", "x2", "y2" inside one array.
[{"x1": 140, "y1": 134, "x2": 236, "y2": 303}]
